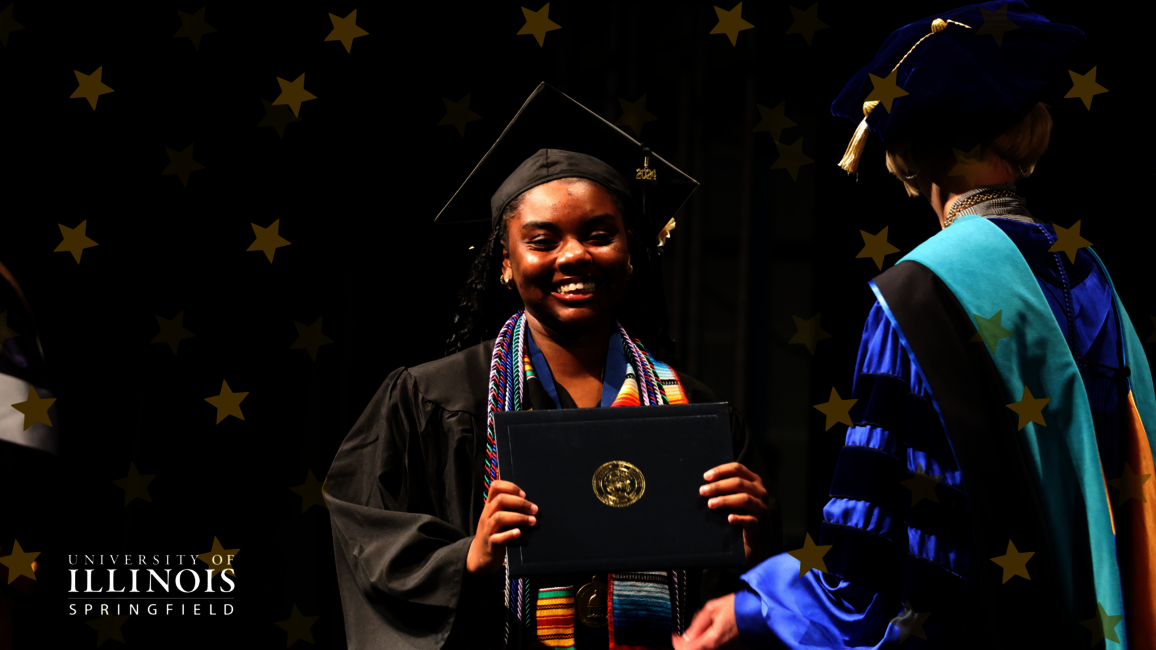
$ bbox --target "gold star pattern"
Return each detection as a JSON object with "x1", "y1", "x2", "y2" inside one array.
[
  {"x1": 1108, "y1": 462, "x2": 1153, "y2": 505},
  {"x1": 709, "y1": 2, "x2": 754, "y2": 47},
  {"x1": 86, "y1": 614, "x2": 129, "y2": 647},
  {"x1": 55, "y1": 220, "x2": 99, "y2": 263},
  {"x1": 864, "y1": 69, "x2": 909, "y2": 113},
  {"x1": 1, "y1": 540, "x2": 39, "y2": 584},
  {"x1": 1148, "y1": 315, "x2": 1156, "y2": 344},
  {"x1": 439, "y1": 93, "x2": 482, "y2": 137},
  {"x1": 752, "y1": 101, "x2": 796, "y2": 141},
  {"x1": 152, "y1": 311, "x2": 196, "y2": 355},
  {"x1": 1048, "y1": 220, "x2": 1093, "y2": 264},
  {"x1": 291, "y1": 469, "x2": 334, "y2": 513},
  {"x1": 785, "y1": 3, "x2": 828, "y2": 46},
  {"x1": 70, "y1": 66, "x2": 114, "y2": 110},
  {"x1": 249, "y1": 219, "x2": 291, "y2": 263},
  {"x1": 517, "y1": 3, "x2": 561, "y2": 47},
  {"x1": 173, "y1": 6, "x2": 217, "y2": 50},
  {"x1": 196, "y1": 536, "x2": 239, "y2": 579},
  {"x1": 160, "y1": 143, "x2": 205, "y2": 188},
  {"x1": 325, "y1": 9, "x2": 369, "y2": 53},
  {"x1": 889, "y1": 600, "x2": 931, "y2": 643},
  {"x1": 813, "y1": 387, "x2": 857, "y2": 431},
  {"x1": 258, "y1": 99, "x2": 301, "y2": 139},
  {"x1": 787, "y1": 533, "x2": 831, "y2": 577},
  {"x1": 1065, "y1": 66, "x2": 1108, "y2": 110},
  {"x1": 205, "y1": 380, "x2": 248, "y2": 424},
  {"x1": 10, "y1": 386, "x2": 55, "y2": 431},
  {"x1": 789, "y1": 312, "x2": 833, "y2": 356},
  {"x1": 0, "y1": 310, "x2": 18, "y2": 350},
  {"x1": 615, "y1": 95, "x2": 658, "y2": 138},
  {"x1": 276, "y1": 604, "x2": 320, "y2": 647},
  {"x1": 1006, "y1": 385, "x2": 1049, "y2": 431},
  {"x1": 969, "y1": 309, "x2": 1014, "y2": 354},
  {"x1": 771, "y1": 137, "x2": 814, "y2": 181},
  {"x1": 990, "y1": 539, "x2": 1033, "y2": 584},
  {"x1": 291, "y1": 317, "x2": 334, "y2": 361},
  {"x1": 974, "y1": 4, "x2": 1018, "y2": 46},
  {"x1": 1, "y1": 3, "x2": 25, "y2": 47},
  {"x1": 273, "y1": 72, "x2": 316, "y2": 118},
  {"x1": 856, "y1": 226, "x2": 901, "y2": 270},
  {"x1": 900, "y1": 463, "x2": 944, "y2": 507},
  {"x1": 1080, "y1": 602, "x2": 1125, "y2": 646},
  {"x1": 112, "y1": 462, "x2": 156, "y2": 506},
  {"x1": 948, "y1": 144, "x2": 991, "y2": 186}
]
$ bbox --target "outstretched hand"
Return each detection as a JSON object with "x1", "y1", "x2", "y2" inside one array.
[
  {"x1": 700, "y1": 462, "x2": 773, "y2": 567},
  {"x1": 466, "y1": 480, "x2": 537, "y2": 578},
  {"x1": 671, "y1": 594, "x2": 746, "y2": 650}
]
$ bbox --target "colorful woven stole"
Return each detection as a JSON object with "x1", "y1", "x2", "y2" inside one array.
[{"x1": 483, "y1": 310, "x2": 690, "y2": 649}]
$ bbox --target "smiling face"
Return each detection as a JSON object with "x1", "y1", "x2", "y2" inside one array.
[{"x1": 500, "y1": 178, "x2": 632, "y2": 338}]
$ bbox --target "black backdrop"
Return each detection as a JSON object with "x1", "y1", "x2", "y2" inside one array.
[{"x1": 0, "y1": 2, "x2": 1148, "y2": 648}]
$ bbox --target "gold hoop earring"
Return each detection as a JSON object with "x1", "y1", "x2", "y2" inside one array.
[
  {"x1": 500, "y1": 273, "x2": 514, "y2": 290},
  {"x1": 627, "y1": 263, "x2": 633, "y2": 274}
]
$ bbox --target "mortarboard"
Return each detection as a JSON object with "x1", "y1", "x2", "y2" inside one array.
[
  {"x1": 832, "y1": 1, "x2": 1085, "y2": 176},
  {"x1": 435, "y1": 82, "x2": 698, "y2": 252}
]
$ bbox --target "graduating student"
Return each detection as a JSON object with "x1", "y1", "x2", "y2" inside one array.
[
  {"x1": 674, "y1": 2, "x2": 1156, "y2": 648},
  {"x1": 325, "y1": 83, "x2": 782, "y2": 649}
]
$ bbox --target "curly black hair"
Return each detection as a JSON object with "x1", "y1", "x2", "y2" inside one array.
[{"x1": 444, "y1": 179, "x2": 676, "y2": 362}]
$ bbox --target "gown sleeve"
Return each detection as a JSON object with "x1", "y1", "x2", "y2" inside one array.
[{"x1": 733, "y1": 300, "x2": 975, "y2": 648}]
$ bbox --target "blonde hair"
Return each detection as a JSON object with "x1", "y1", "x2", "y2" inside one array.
[{"x1": 884, "y1": 102, "x2": 1054, "y2": 197}]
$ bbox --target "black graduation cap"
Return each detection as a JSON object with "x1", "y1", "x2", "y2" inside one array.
[{"x1": 434, "y1": 82, "x2": 698, "y2": 252}]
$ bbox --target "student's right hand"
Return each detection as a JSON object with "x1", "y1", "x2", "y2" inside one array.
[{"x1": 465, "y1": 480, "x2": 538, "y2": 577}]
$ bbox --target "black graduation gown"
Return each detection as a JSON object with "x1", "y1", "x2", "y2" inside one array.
[{"x1": 325, "y1": 338, "x2": 779, "y2": 649}]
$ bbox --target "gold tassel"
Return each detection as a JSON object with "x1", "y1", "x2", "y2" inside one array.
[
  {"x1": 656, "y1": 217, "x2": 676, "y2": 248},
  {"x1": 837, "y1": 100, "x2": 879, "y2": 177}
]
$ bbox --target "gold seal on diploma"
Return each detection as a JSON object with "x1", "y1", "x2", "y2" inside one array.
[{"x1": 592, "y1": 460, "x2": 646, "y2": 507}]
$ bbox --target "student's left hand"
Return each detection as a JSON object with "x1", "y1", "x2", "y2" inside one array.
[
  {"x1": 700, "y1": 462, "x2": 772, "y2": 567},
  {"x1": 670, "y1": 594, "x2": 747, "y2": 650}
]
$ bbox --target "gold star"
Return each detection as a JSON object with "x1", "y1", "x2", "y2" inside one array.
[
  {"x1": 1080, "y1": 602, "x2": 1124, "y2": 646},
  {"x1": 709, "y1": 2, "x2": 754, "y2": 47},
  {"x1": 990, "y1": 539, "x2": 1033, "y2": 584},
  {"x1": 276, "y1": 604, "x2": 320, "y2": 647},
  {"x1": 152, "y1": 311, "x2": 196, "y2": 355},
  {"x1": 196, "y1": 536, "x2": 239, "y2": 579},
  {"x1": 889, "y1": 600, "x2": 931, "y2": 643},
  {"x1": 517, "y1": 3, "x2": 561, "y2": 47},
  {"x1": 856, "y1": 226, "x2": 901, "y2": 270},
  {"x1": 291, "y1": 469, "x2": 335, "y2": 513},
  {"x1": 112, "y1": 462, "x2": 156, "y2": 506},
  {"x1": 1, "y1": 3, "x2": 25, "y2": 47},
  {"x1": 70, "y1": 66, "x2": 114, "y2": 110},
  {"x1": 325, "y1": 9, "x2": 369, "y2": 53},
  {"x1": 900, "y1": 463, "x2": 944, "y2": 507},
  {"x1": 439, "y1": 93, "x2": 482, "y2": 137},
  {"x1": 258, "y1": 99, "x2": 301, "y2": 139},
  {"x1": 160, "y1": 143, "x2": 205, "y2": 188},
  {"x1": 10, "y1": 386, "x2": 55, "y2": 431},
  {"x1": 1006, "y1": 385, "x2": 1049, "y2": 431},
  {"x1": 55, "y1": 220, "x2": 99, "y2": 263},
  {"x1": 249, "y1": 219, "x2": 292, "y2": 263},
  {"x1": 1, "y1": 540, "x2": 39, "y2": 584},
  {"x1": 813, "y1": 387, "x2": 857, "y2": 431},
  {"x1": 864, "y1": 68, "x2": 909, "y2": 113},
  {"x1": 0, "y1": 310, "x2": 19, "y2": 350},
  {"x1": 1048, "y1": 220, "x2": 1093, "y2": 264},
  {"x1": 205, "y1": 380, "x2": 248, "y2": 424},
  {"x1": 1148, "y1": 315, "x2": 1156, "y2": 344},
  {"x1": 975, "y1": 4, "x2": 1018, "y2": 46},
  {"x1": 1108, "y1": 462, "x2": 1153, "y2": 505},
  {"x1": 787, "y1": 533, "x2": 831, "y2": 577},
  {"x1": 173, "y1": 6, "x2": 217, "y2": 50},
  {"x1": 615, "y1": 95, "x2": 658, "y2": 138},
  {"x1": 1065, "y1": 66, "x2": 1108, "y2": 110},
  {"x1": 771, "y1": 137, "x2": 814, "y2": 181},
  {"x1": 291, "y1": 317, "x2": 334, "y2": 361},
  {"x1": 789, "y1": 312, "x2": 833, "y2": 356},
  {"x1": 273, "y1": 72, "x2": 316, "y2": 118},
  {"x1": 948, "y1": 144, "x2": 991, "y2": 186},
  {"x1": 785, "y1": 3, "x2": 828, "y2": 46},
  {"x1": 969, "y1": 309, "x2": 1014, "y2": 354},
  {"x1": 86, "y1": 614, "x2": 129, "y2": 646},
  {"x1": 752, "y1": 101, "x2": 797, "y2": 141}
]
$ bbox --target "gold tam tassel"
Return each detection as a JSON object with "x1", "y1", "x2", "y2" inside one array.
[
  {"x1": 656, "y1": 217, "x2": 676, "y2": 248},
  {"x1": 838, "y1": 100, "x2": 879, "y2": 177}
]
